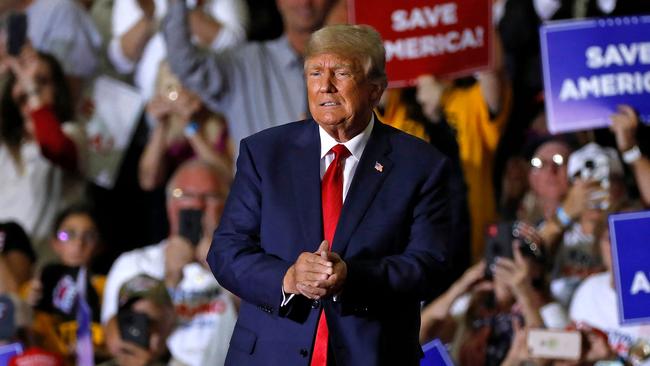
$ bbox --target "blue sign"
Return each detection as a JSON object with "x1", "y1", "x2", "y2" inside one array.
[
  {"x1": 421, "y1": 339, "x2": 454, "y2": 366},
  {"x1": 540, "y1": 16, "x2": 650, "y2": 134},
  {"x1": 609, "y1": 210, "x2": 650, "y2": 325},
  {"x1": 0, "y1": 343, "x2": 22, "y2": 366}
]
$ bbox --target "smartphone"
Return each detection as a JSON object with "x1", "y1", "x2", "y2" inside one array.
[
  {"x1": 483, "y1": 222, "x2": 516, "y2": 279},
  {"x1": 118, "y1": 310, "x2": 151, "y2": 349},
  {"x1": 6, "y1": 13, "x2": 27, "y2": 56},
  {"x1": 179, "y1": 208, "x2": 203, "y2": 246},
  {"x1": 527, "y1": 329, "x2": 581, "y2": 360}
]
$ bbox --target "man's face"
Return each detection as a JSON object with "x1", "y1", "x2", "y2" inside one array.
[
  {"x1": 306, "y1": 53, "x2": 382, "y2": 139},
  {"x1": 167, "y1": 167, "x2": 225, "y2": 239},
  {"x1": 276, "y1": 0, "x2": 333, "y2": 34},
  {"x1": 528, "y1": 141, "x2": 570, "y2": 201}
]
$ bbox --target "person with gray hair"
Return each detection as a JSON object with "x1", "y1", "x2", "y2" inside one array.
[
  {"x1": 208, "y1": 24, "x2": 451, "y2": 366},
  {"x1": 304, "y1": 24, "x2": 387, "y2": 87},
  {"x1": 101, "y1": 159, "x2": 238, "y2": 366}
]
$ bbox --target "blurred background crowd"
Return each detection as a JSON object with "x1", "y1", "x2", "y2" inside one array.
[{"x1": 0, "y1": 0, "x2": 649, "y2": 365}]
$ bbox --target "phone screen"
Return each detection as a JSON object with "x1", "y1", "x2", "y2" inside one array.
[
  {"x1": 179, "y1": 209, "x2": 203, "y2": 246},
  {"x1": 527, "y1": 329, "x2": 581, "y2": 360},
  {"x1": 483, "y1": 221, "x2": 516, "y2": 279},
  {"x1": 7, "y1": 13, "x2": 27, "y2": 56},
  {"x1": 118, "y1": 310, "x2": 151, "y2": 349}
]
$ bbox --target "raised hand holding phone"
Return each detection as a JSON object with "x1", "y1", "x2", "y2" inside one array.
[{"x1": 6, "y1": 12, "x2": 27, "y2": 57}]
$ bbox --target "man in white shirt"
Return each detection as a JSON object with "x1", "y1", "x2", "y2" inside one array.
[{"x1": 102, "y1": 159, "x2": 237, "y2": 366}]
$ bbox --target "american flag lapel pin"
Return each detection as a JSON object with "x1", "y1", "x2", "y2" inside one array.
[{"x1": 374, "y1": 161, "x2": 383, "y2": 173}]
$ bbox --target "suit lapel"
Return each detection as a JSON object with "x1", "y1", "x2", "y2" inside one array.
[
  {"x1": 331, "y1": 121, "x2": 393, "y2": 256},
  {"x1": 288, "y1": 120, "x2": 323, "y2": 253}
]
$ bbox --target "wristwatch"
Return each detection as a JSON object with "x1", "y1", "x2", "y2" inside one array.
[{"x1": 622, "y1": 145, "x2": 642, "y2": 164}]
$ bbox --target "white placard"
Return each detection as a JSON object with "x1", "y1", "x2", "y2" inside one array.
[{"x1": 85, "y1": 76, "x2": 144, "y2": 188}]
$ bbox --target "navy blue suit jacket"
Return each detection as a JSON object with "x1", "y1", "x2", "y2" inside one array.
[{"x1": 208, "y1": 119, "x2": 451, "y2": 366}]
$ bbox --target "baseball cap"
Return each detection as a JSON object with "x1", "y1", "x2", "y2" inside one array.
[
  {"x1": 567, "y1": 142, "x2": 624, "y2": 182},
  {"x1": 118, "y1": 274, "x2": 172, "y2": 311},
  {"x1": 0, "y1": 294, "x2": 32, "y2": 341}
]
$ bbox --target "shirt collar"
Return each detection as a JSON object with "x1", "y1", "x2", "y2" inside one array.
[
  {"x1": 319, "y1": 115, "x2": 375, "y2": 161},
  {"x1": 269, "y1": 35, "x2": 303, "y2": 69}
]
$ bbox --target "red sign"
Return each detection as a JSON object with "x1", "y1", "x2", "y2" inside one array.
[{"x1": 349, "y1": 0, "x2": 492, "y2": 87}]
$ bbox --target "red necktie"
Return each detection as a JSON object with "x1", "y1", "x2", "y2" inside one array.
[{"x1": 311, "y1": 144, "x2": 350, "y2": 366}]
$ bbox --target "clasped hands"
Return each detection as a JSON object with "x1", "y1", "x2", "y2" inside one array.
[{"x1": 283, "y1": 240, "x2": 347, "y2": 300}]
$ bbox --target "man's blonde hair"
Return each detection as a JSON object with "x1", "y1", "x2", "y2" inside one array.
[{"x1": 305, "y1": 24, "x2": 387, "y2": 87}]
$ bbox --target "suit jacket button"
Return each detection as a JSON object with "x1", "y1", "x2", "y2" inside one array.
[
  {"x1": 311, "y1": 300, "x2": 320, "y2": 309},
  {"x1": 300, "y1": 349, "x2": 309, "y2": 357}
]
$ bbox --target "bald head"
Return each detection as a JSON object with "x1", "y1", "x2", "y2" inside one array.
[
  {"x1": 166, "y1": 160, "x2": 229, "y2": 237},
  {"x1": 167, "y1": 160, "x2": 228, "y2": 198}
]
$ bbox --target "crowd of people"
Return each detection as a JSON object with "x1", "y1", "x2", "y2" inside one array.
[{"x1": 0, "y1": 0, "x2": 649, "y2": 365}]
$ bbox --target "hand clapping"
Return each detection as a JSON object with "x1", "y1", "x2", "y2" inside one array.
[{"x1": 283, "y1": 240, "x2": 347, "y2": 300}]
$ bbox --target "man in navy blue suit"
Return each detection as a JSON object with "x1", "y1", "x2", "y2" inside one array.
[{"x1": 208, "y1": 24, "x2": 451, "y2": 366}]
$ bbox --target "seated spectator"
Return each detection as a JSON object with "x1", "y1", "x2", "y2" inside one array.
[
  {"x1": 0, "y1": 222, "x2": 36, "y2": 294},
  {"x1": 26, "y1": 204, "x2": 105, "y2": 363},
  {"x1": 101, "y1": 274, "x2": 176, "y2": 366},
  {"x1": 139, "y1": 67, "x2": 232, "y2": 191},
  {"x1": 109, "y1": 0, "x2": 248, "y2": 102},
  {"x1": 570, "y1": 219, "x2": 650, "y2": 363},
  {"x1": 102, "y1": 160, "x2": 237, "y2": 366},
  {"x1": 0, "y1": 49, "x2": 86, "y2": 264}
]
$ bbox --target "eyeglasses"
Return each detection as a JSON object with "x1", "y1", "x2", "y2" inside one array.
[
  {"x1": 170, "y1": 188, "x2": 224, "y2": 205},
  {"x1": 56, "y1": 230, "x2": 99, "y2": 244},
  {"x1": 531, "y1": 154, "x2": 565, "y2": 171}
]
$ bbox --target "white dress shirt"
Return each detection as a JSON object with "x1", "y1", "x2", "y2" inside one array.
[
  {"x1": 281, "y1": 116, "x2": 375, "y2": 306},
  {"x1": 318, "y1": 116, "x2": 374, "y2": 201}
]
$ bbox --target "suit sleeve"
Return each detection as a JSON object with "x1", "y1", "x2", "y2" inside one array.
[
  {"x1": 208, "y1": 139, "x2": 292, "y2": 315},
  {"x1": 342, "y1": 158, "x2": 451, "y2": 308}
]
